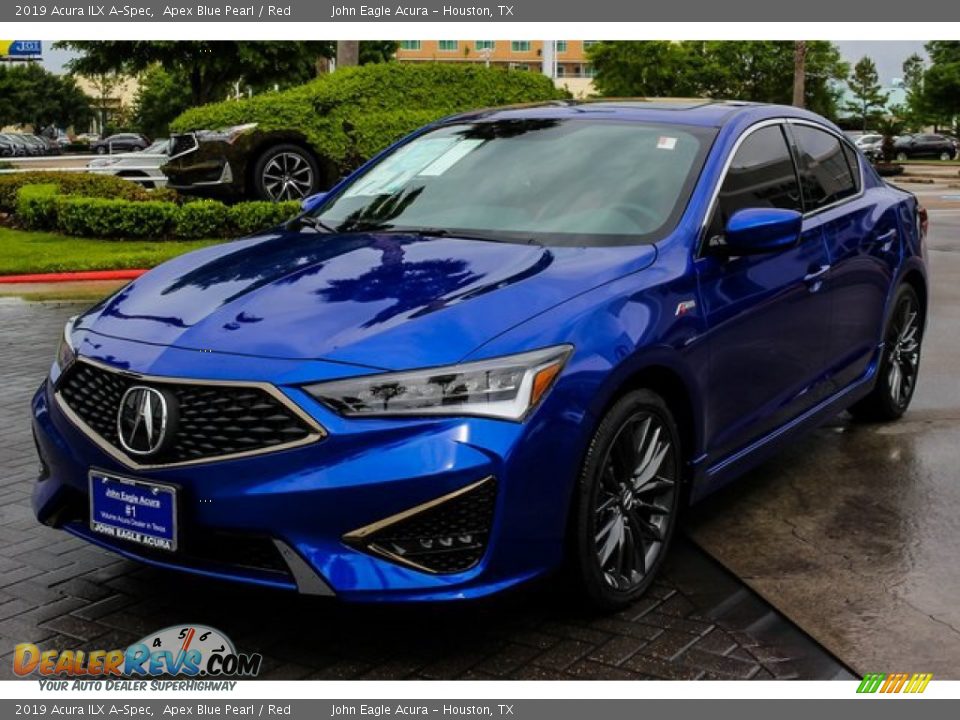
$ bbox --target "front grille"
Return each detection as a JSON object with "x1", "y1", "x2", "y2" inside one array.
[
  {"x1": 169, "y1": 133, "x2": 198, "y2": 158},
  {"x1": 57, "y1": 360, "x2": 321, "y2": 466},
  {"x1": 346, "y1": 477, "x2": 497, "y2": 574}
]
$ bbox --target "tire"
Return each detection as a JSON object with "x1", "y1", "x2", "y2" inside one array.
[
  {"x1": 95, "y1": 146, "x2": 107, "y2": 155},
  {"x1": 896, "y1": 152, "x2": 908, "y2": 161},
  {"x1": 252, "y1": 144, "x2": 321, "y2": 202},
  {"x1": 849, "y1": 284, "x2": 924, "y2": 422},
  {"x1": 940, "y1": 151, "x2": 953, "y2": 161},
  {"x1": 570, "y1": 389, "x2": 683, "y2": 611}
]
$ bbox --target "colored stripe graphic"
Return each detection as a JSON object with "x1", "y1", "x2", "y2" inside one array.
[
  {"x1": 857, "y1": 672, "x2": 932, "y2": 694},
  {"x1": 857, "y1": 673, "x2": 886, "y2": 693}
]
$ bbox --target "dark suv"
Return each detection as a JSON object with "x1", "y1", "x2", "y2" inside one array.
[
  {"x1": 893, "y1": 133, "x2": 958, "y2": 161},
  {"x1": 90, "y1": 133, "x2": 150, "y2": 155}
]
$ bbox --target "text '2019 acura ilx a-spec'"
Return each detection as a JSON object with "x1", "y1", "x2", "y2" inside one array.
[{"x1": 33, "y1": 101, "x2": 928, "y2": 609}]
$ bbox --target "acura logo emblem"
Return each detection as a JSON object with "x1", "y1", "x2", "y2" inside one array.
[{"x1": 117, "y1": 386, "x2": 170, "y2": 456}]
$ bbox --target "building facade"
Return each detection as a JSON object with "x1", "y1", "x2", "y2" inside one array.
[{"x1": 396, "y1": 40, "x2": 598, "y2": 97}]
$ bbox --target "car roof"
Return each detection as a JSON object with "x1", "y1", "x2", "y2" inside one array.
[{"x1": 445, "y1": 99, "x2": 836, "y2": 130}]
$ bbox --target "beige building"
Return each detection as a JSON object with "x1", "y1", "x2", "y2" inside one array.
[
  {"x1": 396, "y1": 41, "x2": 598, "y2": 98},
  {"x1": 74, "y1": 73, "x2": 141, "y2": 135}
]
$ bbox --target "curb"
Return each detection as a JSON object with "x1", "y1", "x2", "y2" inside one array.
[{"x1": 0, "y1": 269, "x2": 147, "y2": 284}]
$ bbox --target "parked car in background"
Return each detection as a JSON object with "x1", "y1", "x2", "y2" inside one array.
[
  {"x1": 163, "y1": 63, "x2": 565, "y2": 202},
  {"x1": 35, "y1": 101, "x2": 928, "y2": 608},
  {"x1": 8, "y1": 134, "x2": 43, "y2": 156},
  {"x1": 86, "y1": 138, "x2": 171, "y2": 188},
  {"x1": 855, "y1": 133, "x2": 883, "y2": 153},
  {"x1": 0, "y1": 134, "x2": 24, "y2": 157},
  {"x1": 90, "y1": 133, "x2": 150, "y2": 155},
  {"x1": 893, "y1": 133, "x2": 958, "y2": 161}
]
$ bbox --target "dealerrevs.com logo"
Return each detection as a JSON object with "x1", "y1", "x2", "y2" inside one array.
[{"x1": 13, "y1": 624, "x2": 262, "y2": 682}]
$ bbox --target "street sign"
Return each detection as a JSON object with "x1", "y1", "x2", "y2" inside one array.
[{"x1": 0, "y1": 41, "x2": 42, "y2": 60}]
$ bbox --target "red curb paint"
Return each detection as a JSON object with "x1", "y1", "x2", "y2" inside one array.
[{"x1": 0, "y1": 269, "x2": 147, "y2": 284}]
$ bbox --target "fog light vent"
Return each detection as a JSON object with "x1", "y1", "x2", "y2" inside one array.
[{"x1": 344, "y1": 477, "x2": 496, "y2": 574}]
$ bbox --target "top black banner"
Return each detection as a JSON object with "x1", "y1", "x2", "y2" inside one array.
[{"x1": 4, "y1": 1, "x2": 953, "y2": 22}]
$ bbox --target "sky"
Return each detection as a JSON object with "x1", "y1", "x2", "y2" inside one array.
[
  {"x1": 41, "y1": 40, "x2": 929, "y2": 86},
  {"x1": 834, "y1": 41, "x2": 927, "y2": 85}
]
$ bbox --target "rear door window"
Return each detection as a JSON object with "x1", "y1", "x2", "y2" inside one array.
[{"x1": 792, "y1": 125, "x2": 859, "y2": 211}]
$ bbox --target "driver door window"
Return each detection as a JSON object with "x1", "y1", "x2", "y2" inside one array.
[{"x1": 706, "y1": 124, "x2": 802, "y2": 246}]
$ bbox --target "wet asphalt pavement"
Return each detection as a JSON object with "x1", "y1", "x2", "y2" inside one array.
[{"x1": 688, "y1": 182, "x2": 960, "y2": 677}]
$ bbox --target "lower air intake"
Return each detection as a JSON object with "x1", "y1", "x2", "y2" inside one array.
[{"x1": 345, "y1": 477, "x2": 497, "y2": 574}]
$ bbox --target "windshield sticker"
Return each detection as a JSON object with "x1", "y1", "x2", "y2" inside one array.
[
  {"x1": 344, "y1": 138, "x2": 480, "y2": 197},
  {"x1": 657, "y1": 136, "x2": 678, "y2": 150}
]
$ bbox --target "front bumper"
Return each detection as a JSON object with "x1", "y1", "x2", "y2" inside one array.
[
  {"x1": 162, "y1": 134, "x2": 243, "y2": 199},
  {"x1": 31, "y1": 346, "x2": 584, "y2": 602}
]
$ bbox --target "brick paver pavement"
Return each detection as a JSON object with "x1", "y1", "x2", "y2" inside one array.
[{"x1": 0, "y1": 298, "x2": 853, "y2": 681}]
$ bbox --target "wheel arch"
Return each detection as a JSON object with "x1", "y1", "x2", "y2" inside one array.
[
  {"x1": 900, "y1": 267, "x2": 928, "y2": 322},
  {"x1": 585, "y1": 353, "x2": 704, "y2": 487},
  {"x1": 243, "y1": 131, "x2": 339, "y2": 197}
]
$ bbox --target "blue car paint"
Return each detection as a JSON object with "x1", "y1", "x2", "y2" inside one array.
[{"x1": 32, "y1": 102, "x2": 927, "y2": 601}]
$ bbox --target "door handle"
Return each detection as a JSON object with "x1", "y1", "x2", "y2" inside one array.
[
  {"x1": 875, "y1": 228, "x2": 898, "y2": 251},
  {"x1": 804, "y1": 264, "x2": 831, "y2": 292},
  {"x1": 804, "y1": 265, "x2": 831, "y2": 282}
]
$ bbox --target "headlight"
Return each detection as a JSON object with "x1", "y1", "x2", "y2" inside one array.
[
  {"x1": 54, "y1": 316, "x2": 78, "y2": 373},
  {"x1": 304, "y1": 346, "x2": 573, "y2": 421},
  {"x1": 199, "y1": 123, "x2": 258, "y2": 144}
]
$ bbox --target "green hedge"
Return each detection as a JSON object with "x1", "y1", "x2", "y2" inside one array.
[
  {"x1": 15, "y1": 184, "x2": 60, "y2": 231},
  {"x1": 0, "y1": 172, "x2": 159, "y2": 212},
  {"x1": 171, "y1": 63, "x2": 566, "y2": 170},
  {"x1": 225, "y1": 201, "x2": 303, "y2": 236},
  {"x1": 13, "y1": 184, "x2": 299, "y2": 240}
]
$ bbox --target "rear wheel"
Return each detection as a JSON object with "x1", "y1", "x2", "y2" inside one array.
[
  {"x1": 849, "y1": 284, "x2": 923, "y2": 422},
  {"x1": 571, "y1": 389, "x2": 682, "y2": 611},
  {"x1": 896, "y1": 151, "x2": 908, "y2": 161},
  {"x1": 252, "y1": 144, "x2": 321, "y2": 202}
]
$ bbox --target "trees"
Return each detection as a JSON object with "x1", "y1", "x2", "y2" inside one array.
[
  {"x1": 0, "y1": 63, "x2": 91, "y2": 131},
  {"x1": 922, "y1": 41, "x2": 960, "y2": 134},
  {"x1": 131, "y1": 66, "x2": 193, "y2": 139},
  {"x1": 587, "y1": 41, "x2": 848, "y2": 119},
  {"x1": 900, "y1": 53, "x2": 929, "y2": 131},
  {"x1": 844, "y1": 56, "x2": 889, "y2": 131},
  {"x1": 55, "y1": 41, "x2": 400, "y2": 108}
]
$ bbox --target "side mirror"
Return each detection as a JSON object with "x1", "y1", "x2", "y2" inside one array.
[
  {"x1": 300, "y1": 192, "x2": 327, "y2": 214},
  {"x1": 723, "y1": 208, "x2": 802, "y2": 255}
]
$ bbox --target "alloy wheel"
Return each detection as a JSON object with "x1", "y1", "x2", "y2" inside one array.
[
  {"x1": 886, "y1": 294, "x2": 921, "y2": 408},
  {"x1": 261, "y1": 152, "x2": 315, "y2": 201},
  {"x1": 593, "y1": 412, "x2": 678, "y2": 592}
]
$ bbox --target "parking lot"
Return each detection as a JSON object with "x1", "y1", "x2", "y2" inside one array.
[{"x1": 0, "y1": 179, "x2": 957, "y2": 680}]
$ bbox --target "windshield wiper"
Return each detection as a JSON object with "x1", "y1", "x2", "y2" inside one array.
[
  {"x1": 378, "y1": 227, "x2": 541, "y2": 246},
  {"x1": 294, "y1": 216, "x2": 338, "y2": 233}
]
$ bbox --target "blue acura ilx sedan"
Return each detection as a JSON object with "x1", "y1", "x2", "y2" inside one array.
[{"x1": 32, "y1": 101, "x2": 927, "y2": 608}]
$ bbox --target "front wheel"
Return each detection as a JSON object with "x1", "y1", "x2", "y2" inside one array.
[
  {"x1": 252, "y1": 144, "x2": 321, "y2": 202},
  {"x1": 849, "y1": 284, "x2": 923, "y2": 422},
  {"x1": 940, "y1": 151, "x2": 953, "y2": 161},
  {"x1": 571, "y1": 389, "x2": 682, "y2": 611},
  {"x1": 896, "y1": 152, "x2": 908, "y2": 161}
]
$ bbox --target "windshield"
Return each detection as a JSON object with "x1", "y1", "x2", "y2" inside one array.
[{"x1": 310, "y1": 119, "x2": 716, "y2": 246}]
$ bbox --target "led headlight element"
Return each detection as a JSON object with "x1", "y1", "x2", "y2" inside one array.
[
  {"x1": 199, "y1": 123, "x2": 259, "y2": 144},
  {"x1": 305, "y1": 345, "x2": 573, "y2": 421},
  {"x1": 54, "y1": 316, "x2": 78, "y2": 374}
]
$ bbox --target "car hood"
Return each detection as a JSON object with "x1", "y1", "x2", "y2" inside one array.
[{"x1": 79, "y1": 229, "x2": 656, "y2": 371}]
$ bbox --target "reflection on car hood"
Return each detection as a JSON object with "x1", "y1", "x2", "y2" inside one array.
[{"x1": 78, "y1": 229, "x2": 656, "y2": 370}]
